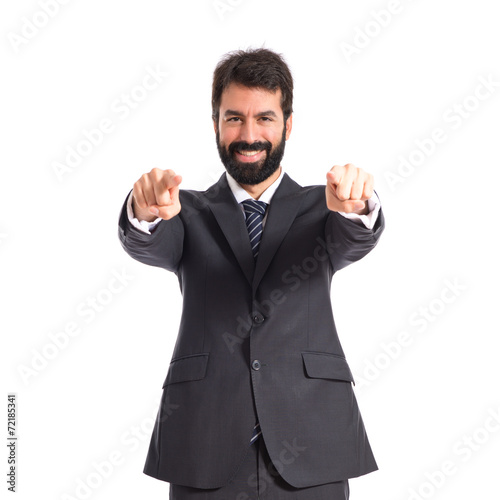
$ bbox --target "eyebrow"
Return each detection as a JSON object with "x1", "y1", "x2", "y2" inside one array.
[{"x1": 223, "y1": 109, "x2": 279, "y2": 119}]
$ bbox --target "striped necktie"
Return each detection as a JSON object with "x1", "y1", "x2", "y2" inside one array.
[
  {"x1": 241, "y1": 199, "x2": 268, "y2": 260},
  {"x1": 241, "y1": 199, "x2": 267, "y2": 445}
]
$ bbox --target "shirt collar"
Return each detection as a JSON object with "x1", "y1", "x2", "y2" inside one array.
[{"x1": 225, "y1": 166, "x2": 285, "y2": 205}]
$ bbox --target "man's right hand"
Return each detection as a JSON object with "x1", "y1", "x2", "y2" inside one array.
[{"x1": 132, "y1": 168, "x2": 182, "y2": 222}]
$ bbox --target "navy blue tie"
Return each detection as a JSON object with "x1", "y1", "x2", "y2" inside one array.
[
  {"x1": 241, "y1": 199, "x2": 267, "y2": 445},
  {"x1": 241, "y1": 199, "x2": 267, "y2": 260}
]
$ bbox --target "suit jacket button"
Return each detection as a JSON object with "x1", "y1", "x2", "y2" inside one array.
[
  {"x1": 253, "y1": 313, "x2": 264, "y2": 324},
  {"x1": 252, "y1": 360, "x2": 261, "y2": 371}
]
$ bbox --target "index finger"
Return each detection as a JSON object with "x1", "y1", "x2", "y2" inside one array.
[{"x1": 154, "y1": 171, "x2": 182, "y2": 206}]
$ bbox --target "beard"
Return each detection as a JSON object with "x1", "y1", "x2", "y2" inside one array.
[{"x1": 216, "y1": 125, "x2": 287, "y2": 185}]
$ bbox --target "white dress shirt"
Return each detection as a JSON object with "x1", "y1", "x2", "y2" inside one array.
[{"x1": 126, "y1": 167, "x2": 381, "y2": 234}]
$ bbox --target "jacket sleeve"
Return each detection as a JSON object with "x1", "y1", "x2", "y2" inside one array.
[
  {"x1": 324, "y1": 196, "x2": 385, "y2": 273},
  {"x1": 117, "y1": 189, "x2": 184, "y2": 273}
]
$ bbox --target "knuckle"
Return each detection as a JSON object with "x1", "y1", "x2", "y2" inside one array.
[
  {"x1": 133, "y1": 195, "x2": 146, "y2": 208},
  {"x1": 348, "y1": 164, "x2": 359, "y2": 175},
  {"x1": 152, "y1": 168, "x2": 164, "y2": 180}
]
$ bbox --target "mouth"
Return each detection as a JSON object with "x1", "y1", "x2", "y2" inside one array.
[{"x1": 234, "y1": 149, "x2": 265, "y2": 163}]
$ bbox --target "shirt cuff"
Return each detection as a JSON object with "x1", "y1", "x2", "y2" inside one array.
[
  {"x1": 126, "y1": 191, "x2": 162, "y2": 235},
  {"x1": 337, "y1": 191, "x2": 381, "y2": 230}
]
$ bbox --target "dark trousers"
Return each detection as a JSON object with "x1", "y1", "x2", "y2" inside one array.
[{"x1": 169, "y1": 436, "x2": 349, "y2": 499}]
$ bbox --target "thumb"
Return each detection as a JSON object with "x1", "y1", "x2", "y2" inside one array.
[
  {"x1": 149, "y1": 203, "x2": 180, "y2": 220},
  {"x1": 342, "y1": 200, "x2": 366, "y2": 213}
]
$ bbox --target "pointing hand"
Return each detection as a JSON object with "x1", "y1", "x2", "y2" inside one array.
[
  {"x1": 326, "y1": 164, "x2": 373, "y2": 215},
  {"x1": 132, "y1": 168, "x2": 182, "y2": 222}
]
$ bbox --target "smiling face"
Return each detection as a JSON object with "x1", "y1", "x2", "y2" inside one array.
[{"x1": 214, "y1": 83, "x2": 292, "y2": 186}]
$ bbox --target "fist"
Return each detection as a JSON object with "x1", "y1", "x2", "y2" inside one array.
[
  {"x1": 326, "y1": 164, "x2": 373, "y2": 214},
  {"x1": 132, "y1": 168, "x2": 182, "y2": 221}
]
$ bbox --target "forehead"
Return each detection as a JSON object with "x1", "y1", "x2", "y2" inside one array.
[{"x1": 219, "y1": 83, "x2": 282, "y2": 114}]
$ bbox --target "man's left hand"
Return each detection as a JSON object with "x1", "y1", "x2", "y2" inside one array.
[{"x1": 326, "y1": 164, "x2": 374, "y2": 215}]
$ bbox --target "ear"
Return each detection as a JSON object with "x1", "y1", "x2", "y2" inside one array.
[
  {"x1": 285, "y1": 113, "x2": 293, "y2": 140},
  {"x1": 213, "y1": 118, "x2": 218, "y2": 134}
]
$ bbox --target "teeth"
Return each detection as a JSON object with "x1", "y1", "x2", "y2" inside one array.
[{"x1": 238, "y1": 150, "x2": 261, "y2": 156}]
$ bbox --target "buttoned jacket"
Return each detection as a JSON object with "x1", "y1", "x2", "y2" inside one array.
[{"x1": 117, "y1": 171, "x2": 385, "y2": 489}]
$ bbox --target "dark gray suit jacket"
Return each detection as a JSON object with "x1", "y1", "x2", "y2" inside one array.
[{"x1": 117, "y1": 171, "x2": 385, "y2": 489}]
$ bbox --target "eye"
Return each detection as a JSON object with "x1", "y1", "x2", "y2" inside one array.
[
  {"x1": 227, "y1": 117, "x2": 241, "y2": 122},
  {"x1": 259, "y1": 117, "x2": 272, "y2": 121}
]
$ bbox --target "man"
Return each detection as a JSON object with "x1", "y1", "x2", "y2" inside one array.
[{"x1": 118, "y1": 48, "x2": 385, "y2": 499}]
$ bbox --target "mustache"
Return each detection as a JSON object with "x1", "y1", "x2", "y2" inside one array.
[{"x1": 228, "y1": 141, "x2": 272, "y2": 153}]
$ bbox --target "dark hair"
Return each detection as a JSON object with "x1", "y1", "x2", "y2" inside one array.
[{"x1": 211, "y1": 47, "x2": 294, "y2": 124}]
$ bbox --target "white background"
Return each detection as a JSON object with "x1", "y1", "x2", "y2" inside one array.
[{"x1": 2, "y1": 0, "x2": 499, "y2": 499}]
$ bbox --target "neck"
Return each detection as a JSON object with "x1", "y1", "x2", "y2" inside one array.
[{"x1": 239, "y1": 166, "x2": 282, "y2": 200}]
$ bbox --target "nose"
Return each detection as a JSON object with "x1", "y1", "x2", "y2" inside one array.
[{"x1": 238, "y1": 120, "x2": 259, "y2": 144}]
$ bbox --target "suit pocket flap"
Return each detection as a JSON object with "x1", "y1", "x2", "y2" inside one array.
[
  {"x1": 302, "y1": 351, "x2": 354, "y2": 384},
  {"x1": 163, "y1": 353, "x2": 209, "y2": 388}
]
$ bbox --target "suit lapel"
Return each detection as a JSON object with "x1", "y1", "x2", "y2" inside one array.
[
  {"x1": 202, "y1": 173, "x2": 255, "y2": 286},
  {"x1": 252, "y1": 173, "x2": 303, "y2": 292},
  {"x1": 202, "y1": 172, "x2": 304, "y2": 292}
]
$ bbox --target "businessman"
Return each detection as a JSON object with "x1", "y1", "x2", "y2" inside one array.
[{"x1": 118, "y1": 48, "x2": 385, "y2": 499}]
